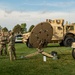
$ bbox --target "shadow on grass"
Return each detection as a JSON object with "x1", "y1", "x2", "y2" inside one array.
[
  {"x1": 0, "y1": 56, "x2": 9, "y2": 60},
  {"x1": 47, "y1": 45, "x2": 65, "y2": 48},
  {"x1": 58, "y1": 53, "x2": 74, "y2": 60}
]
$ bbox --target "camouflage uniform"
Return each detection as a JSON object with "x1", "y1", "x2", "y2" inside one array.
[
  {"x1": 0, "y1": 33, "x2": 7, "y2": 55},
  {"x1": 8, "y1": 32, "x2": 16, "y2": 61}
]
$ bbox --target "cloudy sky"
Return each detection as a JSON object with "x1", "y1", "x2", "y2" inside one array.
[{"x1": 0, "y1": 0, "x2": 75, "y2": 30}]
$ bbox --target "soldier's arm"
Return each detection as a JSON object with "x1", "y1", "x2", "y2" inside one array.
[{"x1": 0, "y1": 37, "x2": 2, "y2": 43}]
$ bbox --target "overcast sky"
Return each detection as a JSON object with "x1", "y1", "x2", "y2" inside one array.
[{"x1": 0, "y1": 0, "x2": 75, "y2": 30}]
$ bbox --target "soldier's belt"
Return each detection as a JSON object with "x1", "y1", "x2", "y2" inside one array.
[
  {"x1": 8, "y1": 44, "x2": 14, "y2": 46},
  {"x1": 0, "y1": 42, "x2": 6, "y2": 45}
]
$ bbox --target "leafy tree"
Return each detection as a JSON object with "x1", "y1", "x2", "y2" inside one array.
[
  {"x1": 13, "y1": 24, "x2": 21, "y2": 33},
  {"x1": 0, "y1": 25, "x2": 2, "y2": 30},
  {"x1": 28, "y1": 25, "x2": 34, "y2": 32},
  {"x1": 2, "y1": 27, "x2": 8, "y2": 32},
  {"x1": 21, "y1": 23, "x2": 27, "y2": 33}
]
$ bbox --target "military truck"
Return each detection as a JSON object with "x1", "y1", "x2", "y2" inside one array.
[
  {"x1": 23, "y1": 19, "x2": 75, "y2": 47},
  {"x1": 22, "y1": 32, "x2": 30, "y2": 43}
]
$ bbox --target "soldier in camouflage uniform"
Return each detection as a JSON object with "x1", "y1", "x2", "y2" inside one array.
[
  {"x1": 0, "y1": 31, "x2": 7, "y2": 55},
  {"x1": 8, "y1": 31, "x2": 16, "y2": 61}
]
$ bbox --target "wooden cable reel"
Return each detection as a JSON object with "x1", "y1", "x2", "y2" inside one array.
[
  {"x1": 29, "y1": 22, "x2": 53, "y2": 48},
  {"x1": 25, "y1": 22, "x2": 53, "y2": 58}
]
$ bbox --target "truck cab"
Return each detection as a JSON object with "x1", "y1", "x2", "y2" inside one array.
[{"x1": 46, "y1": 19, "x2": 75, "y2": 46}]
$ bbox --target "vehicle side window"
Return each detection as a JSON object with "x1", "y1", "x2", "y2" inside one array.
[
  {"x1": 16, "y1": 35, "x2": 22, "y2": 37},
  {"x1": 66, "y1": 26, "x2": 74, "y2": 31},
  {"x1": 57, "y1": 27, "x2": 62, "y2": 30}
]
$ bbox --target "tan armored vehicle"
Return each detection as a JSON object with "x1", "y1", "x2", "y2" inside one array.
[
  {"x1": 23, "y1": 19, "x2": 75, "y2": 47},
  {"x1": 22, "y1": 32, "x2": 31, "y2": 43}
]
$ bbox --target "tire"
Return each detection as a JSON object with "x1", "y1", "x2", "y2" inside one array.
[
  {"x1": 64, "y1": 37, "x2": 75, "y2": 47},
  {"x1": 59, "y1": 41, "x2": 64, "y2": 46},
  {"x1": 72, "y1": 48, "x2": 75, "y2": 59},
  {"x1": 26, "y1": 39, "x2": 32, "y2": 48}
]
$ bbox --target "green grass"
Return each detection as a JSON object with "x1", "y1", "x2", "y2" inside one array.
[{"x1": 0, "y1": 43, "x2": 75, "y2": 75}]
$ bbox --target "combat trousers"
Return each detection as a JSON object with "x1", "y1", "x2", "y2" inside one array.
[
  {"x1": 8, "y1": 45, "x2": 16, "y2": 61},
  {"x1": 0, "y1": 44, "x2": 7, "y2": 55}
]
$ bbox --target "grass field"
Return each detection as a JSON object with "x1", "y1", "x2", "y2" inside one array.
[{"x1": 0, "y1": 43, "x2": 75, "y2": 75}]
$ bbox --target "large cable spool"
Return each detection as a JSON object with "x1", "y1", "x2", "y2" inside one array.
[{"x1": 29, "y1": 22, "x2": 53, "y2": 48}]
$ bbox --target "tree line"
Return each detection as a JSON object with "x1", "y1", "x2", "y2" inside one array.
[{"x1": 0, "y1": 23, "x2": 34, "y2": 34}]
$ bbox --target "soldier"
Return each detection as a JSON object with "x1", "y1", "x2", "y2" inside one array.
[
  {"x1": 8, "y1": 31, "x2": 16, "y2": 61},
  {"x1": 0, "y1": 31, "x2": 7, "y2": 55}
]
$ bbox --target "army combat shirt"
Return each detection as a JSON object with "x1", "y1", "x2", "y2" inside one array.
[
  {"x1": 0, "y1": 36, "x2": 7, "y2": 45},
  {"x1": 8, "y1": 35, "x2": 15, "y2": 46}
]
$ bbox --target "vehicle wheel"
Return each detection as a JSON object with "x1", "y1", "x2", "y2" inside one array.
[
  {"x1": 72, "y1": 48, "x2": 75, "y2": 59},
  {"x1": 59, "y1": 41, "x2": 64, "y2": 46},
  {"x1": 64, "y1": 37, "x2": 75, "y2": 47},
  {"x1": 26, "y1": 39, "x2": 32, "y2": 48}
]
